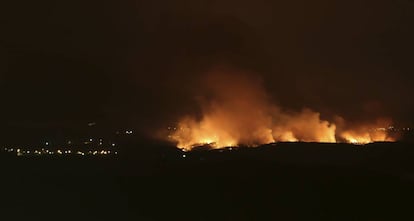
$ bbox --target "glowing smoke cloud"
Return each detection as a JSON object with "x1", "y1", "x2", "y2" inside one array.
[{"x1": 168, "y1": 68, "x2": 395, "y2": 151}]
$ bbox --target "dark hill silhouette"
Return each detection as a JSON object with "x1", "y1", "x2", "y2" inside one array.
[{"x1": 2, "y1": 140, "x2": 414, "y2": 220}]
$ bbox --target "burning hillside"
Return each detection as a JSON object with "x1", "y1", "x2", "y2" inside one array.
[{"x1": 166, "y1": 68, "x2": 397, "y2": 151}]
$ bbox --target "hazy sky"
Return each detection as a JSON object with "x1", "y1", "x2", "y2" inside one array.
[{"x1": 1, "y1": 0, "x2": 413, "y2": 130}]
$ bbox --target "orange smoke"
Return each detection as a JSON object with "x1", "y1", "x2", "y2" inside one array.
[
  {"x1": 272, "y1": 109, "x2": 336, "y2": 143},
  {"x1": 340, "y1": 130, "x2": 394, "y2": 144},
  {"x1": 170, "y1": 71, "x2": 275, "y2": 150},
  {"x1": 338, "y1": 119, "x2": 396, "y2": 144},
  {"x1": 168, "y1": 69, "x2": 396, "y2": 150}
]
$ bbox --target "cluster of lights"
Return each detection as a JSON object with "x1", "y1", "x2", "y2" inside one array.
[
  {"x1": 168, "y1": 126, "x2": 190, "y2": 132},
  {"x1": 48, "y1": 139, "x2": 116, "y2": 147},
  {"x1": 374, "y1": 126, "x2": 412, "y2": 132},
  {"x1": 2, "y1": 147, "x2": 118, "y2": 157},
  {"x1": 115, "y1": 129, "x2": 135, "y2": 135}
]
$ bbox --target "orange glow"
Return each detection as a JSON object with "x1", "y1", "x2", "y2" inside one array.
[
  {"x1": 340, "y1": 129, "x2": 395, "y2": 144},
  {"x1": 170, "y1": 117, "x2": 238, "y2": 151},
  {"x1": 271, "y1": 109, "x2": 336, "y2": 143},
  {"x1": 341, "y1": 132, "x2": 374, "y2": 144},
  {"x1": 170, "y1": 108, "x2": 339, "y2": 150},
  {"x1": 166, "y1": 69, "x2": 397, "y2": 150}
]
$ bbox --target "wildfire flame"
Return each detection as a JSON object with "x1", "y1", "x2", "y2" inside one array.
[
  {"x1": 167, "y1": 69, "x2": 396, "y2": 151},
  {"x1": 340, "y1": 128, "x2": 395, "y2": 144}
]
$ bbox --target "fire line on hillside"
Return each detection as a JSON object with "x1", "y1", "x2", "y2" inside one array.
[{"x1": 163, "y1": 69, "x2": 398, "y2": 151}]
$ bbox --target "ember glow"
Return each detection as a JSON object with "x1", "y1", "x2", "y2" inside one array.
[
  {"x1": 340, "y1": 127, "x2": 395, "y2": 144},
  {"x1": 167, "y1": 69, "x2": 397, "y2": 151}
]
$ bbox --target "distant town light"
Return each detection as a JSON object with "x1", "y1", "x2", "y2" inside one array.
[{"x1": 88, "y1": 122, "x2": 96, "y2": 127}]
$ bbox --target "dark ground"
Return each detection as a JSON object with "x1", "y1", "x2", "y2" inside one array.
[{"x1": 1, "y1": 141, "x2": 414, "y2": 220}]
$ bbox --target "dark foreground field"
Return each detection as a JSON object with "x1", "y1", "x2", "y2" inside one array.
[{"x1": 1, "y1": 142, "x2": 414, "y2": 220}]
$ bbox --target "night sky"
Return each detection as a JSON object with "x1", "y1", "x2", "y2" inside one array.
[{"x1": 1, "y1": 0, "x2": 413, "y2": 132}]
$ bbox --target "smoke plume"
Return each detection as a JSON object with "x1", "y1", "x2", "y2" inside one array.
[{"x1": 167, "y1": 67, "x2": 395, "y2": 150}]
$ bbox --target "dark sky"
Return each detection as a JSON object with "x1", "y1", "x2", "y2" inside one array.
[{"x1": 1, "y1": 0, "x2": 413, "y2": 130}]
